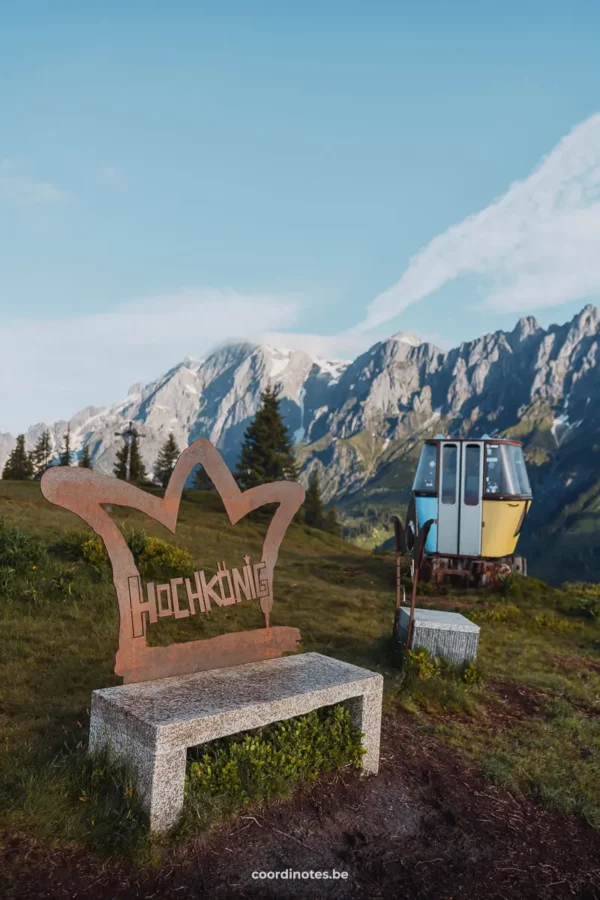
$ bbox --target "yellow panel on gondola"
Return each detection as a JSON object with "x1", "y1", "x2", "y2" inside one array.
[{"x1": 481, "y1": 499, "x2": 530, "y2": 558}]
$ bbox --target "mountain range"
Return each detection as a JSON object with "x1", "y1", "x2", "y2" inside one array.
[{"x1": 2, "y1": 304, "x2": 600, "y2": 584}]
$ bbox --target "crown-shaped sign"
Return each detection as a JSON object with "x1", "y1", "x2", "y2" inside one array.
[{"x1": 40, "y1": 439, "x2": 305, "y2": 684}]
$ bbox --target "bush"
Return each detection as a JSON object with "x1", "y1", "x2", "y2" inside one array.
[
  {"x1": 560, "y1": 583, "x2": 600, "y2": 620},
  {"x1": 405, "y1": 648, "x2": 441, "y2": 680},
  {"x1": 0, "y1": 521, "x2": 45, "y2": 569},
  {"x1": 50, "y1": 526, "x2": 194, "y2": 580},
  {"x1": 562, "y1": 581, "x2": 600, "y2": 598},
  {"x1": 497, "y1": 572, "x2": 516, "y2": 597},
  {"x1": 575, "y1": 595, "x2": 600, "y2": 620},
  {"x1": 137, "y1": 536, "x2": 194, "y2": 578},
  {"x1": 534, "y1": 613, "x2": 581, "y2": 634},
  {"x1": 403, "y1": 647, "x2": 483, "y2": 685},
  {"x1": 82, "y1": 538, "x2": 107, "y2": 568},
  {"x1": 186, "y1": 705, "x2": 364, "y2": 814},
  {"x1": 470, "y1": 603, "x2": 521, "y2": 624},
  {"x1": 125, "y1": 528, "x2": 148, "y2": 564},
  {"x1": 50, "y1": 529, "x2": 93, "y2": 561},
  {"x1": 463, "y1": 661, "x2": 483, "y2": 685}
]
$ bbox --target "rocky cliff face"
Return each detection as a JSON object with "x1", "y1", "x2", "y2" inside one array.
[{"x1": 2, "y1": 306, "x2": 599, "y2": 577}]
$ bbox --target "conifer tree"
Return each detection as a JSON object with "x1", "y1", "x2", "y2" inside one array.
[
  {"x1": 304, "y1": 470, "x2": 326, "y2": 529},
  {"x1": 235, "y1": 386, "x2": 298, "y2": 490},
  {"x1": 30, "y1": 429, "x2": 53, "y2": 479},
  {"x1": 78, "y1": 444, "x2": 92, "y2": 468},
  {"x1": 113, "y1": 443, "x2": 129, "y2": 480},
  {"x1": 59, "y1": 425, "x2": 73, "y2": 466},
  {"x1": 2, "y1": 435, "x2": 34, "y2": 480},
  {"x1": 153, "y1": 433, "x2": 180, "y2": 488},
  {"x1": 324, "y1": 505, "x2": 341, "y2": 537},
  {"x1": 193, "y1": 466, "x2": 213, "y2": 491},
  {"x1": 128, "y1": 435, "x2": 147, "y2": 483}
]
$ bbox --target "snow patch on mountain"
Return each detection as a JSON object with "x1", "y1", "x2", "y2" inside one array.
[
  {"x1": 551, "y1": 414, "x2": 570, "y2": 447},
  {"x1": 267, "y1": 346, "x2": 294, "y2": 378},
  {"x1": 390, "y1": 330, "x2": 423, "y2": 347},
  {"x1": 314, "y1": 358, "x2": 349, "y2": 382},
  {"x1": 294, "y1": 387, "x2": 306, "y2": 443}
]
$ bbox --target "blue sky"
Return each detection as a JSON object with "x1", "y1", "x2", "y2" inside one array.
[{"x1": 1, "y1": 1, "x2": 600, "y2": 430}]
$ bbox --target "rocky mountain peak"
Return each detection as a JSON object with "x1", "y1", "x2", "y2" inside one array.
[
  {"x1": 389, "y1": 330, "x2": 423, "y2": 347},
  {"x1": 512, "y1": 314, "x2": 541, "y2": 342},
  {"x1": 571, "y1": 303, "x2": 599, "y2": 335}
]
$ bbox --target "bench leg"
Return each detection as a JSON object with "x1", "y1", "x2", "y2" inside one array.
[
  {"x1": 89, "y1": 715, "x2": 187, "y2": 833},
  {"x1": 344, "y1": 685, "x2": 383, "y2": 775},
  {"x1": 134, "y1": 747, "x2": 188, "y2": 833}
]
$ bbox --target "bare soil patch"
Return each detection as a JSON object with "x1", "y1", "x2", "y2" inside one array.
[
  {"x1": 553, "y1": 653, "x2": 600, "y2": 675},
  {"x1": 485, "y1": 678, "x2": 548, "y2": 721},
  {"x1": 2, "y1": 712, "x2": 599, "y2": 900}
]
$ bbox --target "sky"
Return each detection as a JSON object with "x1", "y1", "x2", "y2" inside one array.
[{"x1": 1, "y1": 1, "x2": 600, "y2": 432}]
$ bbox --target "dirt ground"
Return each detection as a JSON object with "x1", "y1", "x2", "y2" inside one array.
[{"x1": 2, "y1": 710, "x2": 599, "y2": 900}]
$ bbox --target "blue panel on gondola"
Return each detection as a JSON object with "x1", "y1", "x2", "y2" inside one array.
[{"x1": 416, "y1": 496, "x2": 438, "y2": 553}]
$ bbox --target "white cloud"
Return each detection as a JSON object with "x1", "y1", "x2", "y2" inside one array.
[
  {"x1": 355, "y1": 112, "x2": 600, "y2": 331},
  {"x1": 0, "y1": 289, "x2": 299, "y2": 432},
  {"x1": 260, "y1": 329, "x2": 369, "y2": 360},
  {"x1": 98, "y1": 165, "x2": 127, "y2": 189},
  {"x1": 261, "y1": 327, "x2": 449, "y2": 360},
  {"x1": 0, "y1": 158, "x2": 66, "y2": 205}
]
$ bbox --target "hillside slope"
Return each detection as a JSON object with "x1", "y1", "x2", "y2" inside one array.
[{"x1": 1, "y1": 480, "x2": 599, "y2": 900}]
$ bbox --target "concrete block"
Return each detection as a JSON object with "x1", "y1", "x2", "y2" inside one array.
[
  {"x1": 89, "y1": 652, "x2": 383, "y2": 832},
  {"x1": 397, "y1": 607, "x2": 480, "y2": 665}
]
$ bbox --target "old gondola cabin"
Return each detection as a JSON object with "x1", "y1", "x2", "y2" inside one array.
[{"x1": 406, "y1": 435, "x2": 532, "y2": 585}]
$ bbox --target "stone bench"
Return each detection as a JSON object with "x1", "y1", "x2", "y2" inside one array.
[{"x1": 89, "y1": 652, "x2": 383, "y2": 831}]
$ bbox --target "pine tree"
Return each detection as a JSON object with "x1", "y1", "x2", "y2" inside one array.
[
  {"x1": 194, "y1": 466, "x2": 213, "y2": 491},
  {"x1": 235, "y1": 386, "x2": 299, "y2": 490},
  {"x1": 2, "y1": 435, "x2": 34, "y2": 480},
  {"x1": 59, "y1": 425, "x2": 73, "y2": 466},
  {"x1": 128, "y1": 435, "x2": 147, "y2": 483},
  {"x1": 30, "y1": 429, "x2": 53, "y2": 479},
  {"x1": 153, "y1": 433, "x2": 180, "y2": 488},
  {"x1": 113, "y1": 443, "x2": 129, "y2": 480},
  {"x1": 324, "y1": 505, "x2": 341, "y2": 537},
  {"x1": 304, "y1": 470, "x2": 326, "y2": 529},
  {"x1": 78, "y1": 444, "x2": 92, "y2": 468}
]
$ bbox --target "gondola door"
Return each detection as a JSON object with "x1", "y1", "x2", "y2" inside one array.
[
  {"x1": 459, "y1": 442, "x2": 484, "y2": 556},
  {"x1": 437, "y1": 442, "x2": 460, "y2": 555}
]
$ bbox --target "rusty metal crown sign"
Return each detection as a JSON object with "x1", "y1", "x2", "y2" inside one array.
[{"x1": 40, "y1": 439, "x2": 305, "y2": 684}]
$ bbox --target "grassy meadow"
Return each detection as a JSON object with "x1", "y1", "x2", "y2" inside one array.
[{"x1": 1, "y1": 478, "x2": 599, "y2": 863}]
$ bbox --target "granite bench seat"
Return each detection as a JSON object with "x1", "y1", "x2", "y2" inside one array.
[{"x1": 89, "y1": 652, "x2": 383, "y2": 831}]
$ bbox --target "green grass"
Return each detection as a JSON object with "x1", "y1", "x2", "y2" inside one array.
[
  {"x1": 181, "y1": 704, "x2": 364, "y2": 836},
  {"x1": 1, "y1": 480, "x2": 599, "y2": 864},
  {"x1": 481, "y1": 699, "x2": 600, "y2": 828}
]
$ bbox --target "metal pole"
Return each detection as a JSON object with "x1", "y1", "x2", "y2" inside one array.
[
  {"x1": 115, "y1": 420, "x2": 144, "y2": 483},
  {"x1": 391, "y1": 516, "x2": 405, "y2": 636},
  {"x1": 406, "y1": 519, "x2": 435, "y2": 651}
]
